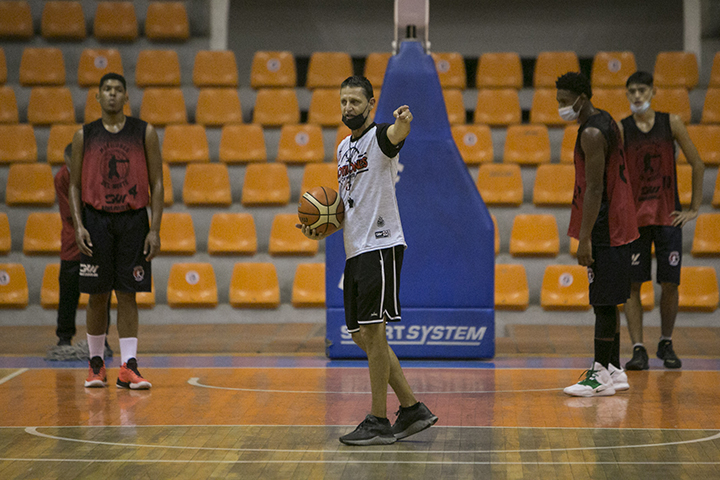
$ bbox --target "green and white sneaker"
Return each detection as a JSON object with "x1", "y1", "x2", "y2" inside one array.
[
  {"x1": 608, "y1": 363, "x2": 629, "y2": 391},
  {"x1": 563, "y1": 362, "x2": 616, "y2": 397}
]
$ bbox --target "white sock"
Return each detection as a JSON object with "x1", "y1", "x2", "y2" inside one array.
[
  {"x1": 87, "y1": 334, "x2": 106, "y2": 360},
  {"x1": 660, "y1": 336, "x2": 672, "y2": 342},
  {"x1": 633, "y1": 343, "x2": 644, "y2": 349},
  {"x1": 119, "y1": 337, "x2": 138, "y2": 365}
]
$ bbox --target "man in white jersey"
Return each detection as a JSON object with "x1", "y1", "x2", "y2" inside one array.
[{"x1": 301, "y1": 76, "x2": 437, "y2": 446}]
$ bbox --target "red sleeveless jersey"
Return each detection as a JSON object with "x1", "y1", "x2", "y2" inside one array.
[
  {"x1": 621, "y1": 112, "x2": 680, "y2": 227},
  {"x1": 568, "y1": 109, "x2": 639, "y2": 247},
  {"x1": 81, "y1": 117, "x2": 150, "y2": 212}
]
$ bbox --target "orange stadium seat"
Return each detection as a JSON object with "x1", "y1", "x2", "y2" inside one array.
[
  {"x1": 301, "y1": 163, "x2": 339, "y2": 195},
  {"x1": 182, "y1": 163, "x2": 232, "y2": 206},
  {"x1": 691, "y1": 213, "x2": 720, "y2": 256},
  {"x1": 84, "y1": 89, "x2": 131, "y2": 123},
  {"x1": 701, "y1": 88, "x2": 720, "y2": 124},
  {"x1": 158, "y1": 212, "x2": 196, "y2": 255},
  {"x1": 308, "y1": 88, "x2": 342, "y2": 126},
  {"x1": 23, "y1": 212, "x2": 61, "y2": 254},
  {"x1": 534, "y1": 51, "x2": 580, "y2": 88},
  {"x1": 250, "y1": 51, "x2": 296, "y2": 88},
  {"x1": 654, "y1": 51, "x2": 698, "y2": 89},
  {"x1": 277, "y1": 124, "x2": 325, "y2": 164},
  {"x1": 292, "y1": 263, "x2": 325, "y2": 307},
  {"x1": 0, "y1": 124, "x2": 37, "y2": 163},
  {"x1": 503, "y1": 124, "x2": 551, "y2": 165},
  {"x1": 713, "y1": 170, "x2": 720, "y2": 208},
  {"x1": 560, "y1": 125, "x2": 579, "y2": 163},
  {"x1": 145, "y1": 1, "x2": 189, "y2": 42},
  {"x1": 40, "y1": 263, "x2": 63, "y2": 309},
  {"x1": 268, "y1": 214, "x2": 319, "y2": 256},
  {"x1": 241, "y1": 163, "x2": 290, "y2": 206},
  {"x1": 476, "y1": 163, "x2": 523, "y2": 206},
  {"x1": 19, "y1": 48, "x2": 66, "y2": 86},
  {"x1": 219, "y1": 124, "x2": 267, "y2": 163},
  {"x1": 432, "y1": 52, "x2": 466, "y2": 89},
  {"x1": 306, "y1": 52, "x2": 353, "y2": 89},
  {"x1": 533, "y1": 164, "x2": 575, "y2": 206},
  {"x1": 509, "y1": 214, "x2": 559, "y2": 257},
  {"x1": 710, "y1": 52, "x2": 720, "y2": 88},
  {"x1": 540, "y1": 264, "x2": 591, "y2": 310},
  {"x1": 77, "y1": 49, "x2": 123, "y2": 87},
  {"x1": 162, "y1": 163, "x2": 173, "y2": 206},
  {"x1": 229, "y1": 263, "x2": 280, "y2": 308},
  {"x1": 93, "y1": 1, "x2": 138, "y2": 42},
  {"x1": 167, "y1": 263, "x2": 218, "y2": 308},
  {"x1": 0, "y1": 86, "x2": 18, "y2": 123},
  {"x1": 617, "y1": 281, "x2": 655, "y2": 312},
  {"x1": 27, "y1": 87, "x2": 75, "y2": 125},
  {"x1": 135, "y1": 50, "x2": 181, "y2": 87},
  {"x1": 675, "y1": 164, "x2": 693, "y2": 207},
  {"x1": 0, "y1": 213, "x2": 10, "y2": 254},
  {"x1": 140, "y1": 88, "x2": 186, "y2": 125},
  {"x1": 364, "y1": 52, "x2": 392, "y2": 87},
  {"x1": 530, "y1": 88, "x2": 572, "y2": 126},
  {"x1": 41, "y1": 1, "x2": 86, "y2": 40},
  {"x1": 474, "y1": 89, "x2": 521, "y2": 126},
  {"x1": 492, "y1": 214, "x2": 500, "y2": 255},
  {"x1": 252, "y1": 88, "x2": 300, "y2": 126},
  {"x1": 451, "y1": 124, "x2": 493, "y2": 164},
  {"x1": 5, "y1": 163, "x2": 55, "y2": 206},
  {"x1": 677, "y1": 125, "x2": 720, "y2": 165},
  {"x1": 476, "y1": 52, "x2": 523, "y2": 89},
  {"x1": 162, "y1": 124, "x2": 209, "y2": 163},
  {"x1": 111, "y1": 281, "x2": 154, "y2": 308},
  {"x1": 591, "y1": 51, "x2": 637, "y2": 88},
  {"x1": 193, "y1": 51, "x2": 238, "y2": 87},
  {"x1": 443, "y1": 89, "x2": 466, "y2": 125},
  {"x1": 0, "y1": 263, "x2": 28, "y2": 308},
  {"x1": 195, "y1": 88, "x2": 242, "y2": 126},
  {"x1": 592, "y1": 88, "x2": 631, "y2": 121},
  {"x1": 0, "y1": 1, "x2": 33, "y2": 39},
  {"x1": 495, "y1": 264, "x2": 529, "y2": 310},
  {"x1": 0, "y1": 48, "x2": 6, "y2": 84},
  {"x1": 678, "y1": 266, "x2": 718, "y2": 312},
  {"x1": 207, "y1": 213, "x2": 257, "y2": 255},
  {"x1": 652, "y1": 88, "x2": 691, "y2": 124}
]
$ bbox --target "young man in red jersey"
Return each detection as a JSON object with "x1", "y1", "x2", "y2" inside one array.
[{"x1": 620, "y1": 71, "x2": 704, "y2": 370}]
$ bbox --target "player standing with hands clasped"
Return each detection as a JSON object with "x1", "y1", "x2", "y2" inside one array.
[{"x1": 300, "y1": 76, "x2": 437, "y2": 445}]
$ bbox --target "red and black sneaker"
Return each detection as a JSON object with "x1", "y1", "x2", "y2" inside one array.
[
  {"x1": 84, "y1": 356, "x2": 107, "y2": 388},
  {"x1": 116, "y1": 358, "x2": 152, "y2": 390}
]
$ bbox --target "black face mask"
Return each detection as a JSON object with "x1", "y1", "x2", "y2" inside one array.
[{"x1": 342, "y1": 103, "x2": 370, "y2": 130}]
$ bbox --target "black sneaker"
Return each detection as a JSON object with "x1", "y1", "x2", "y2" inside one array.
[
  {"x1": 657, "y1": 340, "x2": 682, "y2": 369},
  {"x1": 391, "y1": 402, "x2": 438, "y2": 439},
  {"x1": 339, "y1": 415, "x2": 397, "y2": 446},
  {"x1": 57, "y1": 338, "x2": 72, "y2": 347},
  {"x1": 625, "y1": 345, "x2": 649, "y2": 371}
]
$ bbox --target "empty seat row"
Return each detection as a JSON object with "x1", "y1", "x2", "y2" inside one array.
[{"x1": 0, "y1": 1, "x2": 189, "y2": 42}]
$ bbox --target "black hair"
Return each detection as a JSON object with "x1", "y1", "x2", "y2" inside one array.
[
  {"x1": 64, "y1": 143, "x2": 72, "y2": 160},
  {"x1": 99, "y1": 72, "x2": 127, "y2": 91},
  {"x1": 340, "y1": 75, "x2": 374, "y2": 100},
  {"x1": 555, "y1": 72, "x2": 592, "y2": 99},
  {"x1": 626, "y1": 71, "x2": 654, "y2": 88}
]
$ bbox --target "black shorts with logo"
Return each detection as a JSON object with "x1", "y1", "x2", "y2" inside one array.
[
  {"x1": 588, "y1": 243, "x2": 632, "y2": 306},
  {"x1": 343, "y1": 245, "x2": 403, "y2": 334},
  {"x1": 79, "y1": 205, "x2": 152, "y2": 294},
  {"x1": 630, "y1": 225, "x2": 682, "y2": 285}
]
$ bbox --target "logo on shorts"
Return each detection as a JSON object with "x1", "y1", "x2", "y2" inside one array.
[
  {"x1": 375, "y1": 230, "x2": 390, "y2": 238},
  {"x1": 377, "y1": 216, "x2": 385, "y2": 227},
  {"x1": 79, "y1": 264, "x2": 99, "y2": 277},
  {"x1": 587, "y1": 268, "x2": 595, "y2": 284},
  {"x1": 631, "y1": 253, "x2": 641, "y2": 266},
  {"x1": 668, "y1": 251, "x2": 680, "y2": 267},
  {"x1": 133, "y1": 266, "x2": 145, "y2": 282}
]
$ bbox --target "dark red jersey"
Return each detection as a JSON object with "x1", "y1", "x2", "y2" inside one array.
[
  {"x1": 568, "y1": 109, "x2": 639, "y2": 247},
  {"x1": 54, "y1": 165, "x2": 80, "y2": 261},
  {"x1": 621, "y1": 112, "x2": 680, "y2": 227},
  {"x1": 81, "y1": 117, "x2": 150, "y2": 212}
]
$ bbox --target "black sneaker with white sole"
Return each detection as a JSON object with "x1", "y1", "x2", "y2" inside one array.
[
  {"x1": 657, "y1": 340, "x2": 682, "y2": 369},
  {"x1": 339, "y1": 415, "x2": 397, "y2": 446},
  {"x1": 625, "y1": 345, "x2": 649, "y2": 370},
  {"x1": 391, "y1": 402, "x2": 438, "y2": 440}
]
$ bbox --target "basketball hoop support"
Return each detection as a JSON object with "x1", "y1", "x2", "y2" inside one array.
[{"x1": 393, "y1": 0, "x2": 430, "y2": 53}]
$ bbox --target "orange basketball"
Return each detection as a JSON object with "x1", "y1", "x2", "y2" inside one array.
[{"x1": 297, "y1": 186, "x2": 345, "y2": 235}]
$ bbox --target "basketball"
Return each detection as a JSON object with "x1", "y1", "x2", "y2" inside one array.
[{"x1": 297, "y1": 186, "x2": 345, "y2": 235}]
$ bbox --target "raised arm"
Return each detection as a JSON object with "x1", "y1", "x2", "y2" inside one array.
[
  {"x1": 386, "y1": 105, "x2": 413, "y2": 145},
  {"x1": 143, "y1": 123, "x2": 163, "y2": 261},
  {"x1": 670, "y1": 114, "x2": 704, "y2": 226}
]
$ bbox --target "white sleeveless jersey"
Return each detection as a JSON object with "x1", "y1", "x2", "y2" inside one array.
[{"x1": 336, "y1": 123, "x2": 406, "y2": 260}]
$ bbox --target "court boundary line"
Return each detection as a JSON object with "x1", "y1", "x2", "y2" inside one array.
[{"x1": 0, "y1": 368, "x2": 28, "y2": 385}]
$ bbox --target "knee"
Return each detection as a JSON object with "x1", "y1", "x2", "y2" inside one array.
[
  {"x1": 351, "y1": 332, "x2": 366, "y2": 351},
  {"x1": 359, "y1": 323, "x2": 386, "y2": 348},
  {"x1": 88, "y1": 292, "x2": 110, "y2": 308},
  {"x1": 115, "y1": 291, "x2": 137, "y2": 308},
  {"x1": 661, "y1": 282, "x2": 678, "y2": 295}
]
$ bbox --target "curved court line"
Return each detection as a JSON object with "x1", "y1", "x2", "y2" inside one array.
[
  {"x1": 187, "y1": 377, "x2": 564, "y2": 394},
  {"x1": 24, "y1": 426, "x2": 720, "y2": 456}
]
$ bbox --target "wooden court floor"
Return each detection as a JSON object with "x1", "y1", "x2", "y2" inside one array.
[{"x1": 1, "y1": 355, "x2": 720, "y2": 480}]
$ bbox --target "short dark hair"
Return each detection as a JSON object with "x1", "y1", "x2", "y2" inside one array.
[
  {"x1": 64, "y1": 143, "x2": 72, "y2": 160},
  {"x1": 99, "y1": 72, "x2": 127, "y2": 91},
  {"x1": 340, "y1": 75, "x2": 374, "y2": 100},
  {"x1": 555, "y1": 72, "x2": 592, "y2": 99},
  {"x1": 626, "y1": 71, "x2": 654, "y2": 88}
]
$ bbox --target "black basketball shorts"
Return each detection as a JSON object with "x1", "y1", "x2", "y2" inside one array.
[
  {"x1": 79, "y1": 205, "x2": 152, "y2": 294},
  {"x1": 630, "y1": 225, "x2": 682, "y2": 285},
  {"x1": 588, "y1": 243, "x2": 632, "y2": 306},
  {"x1": 343, "y1": 245, "x2": 404, "y2": 334}
]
